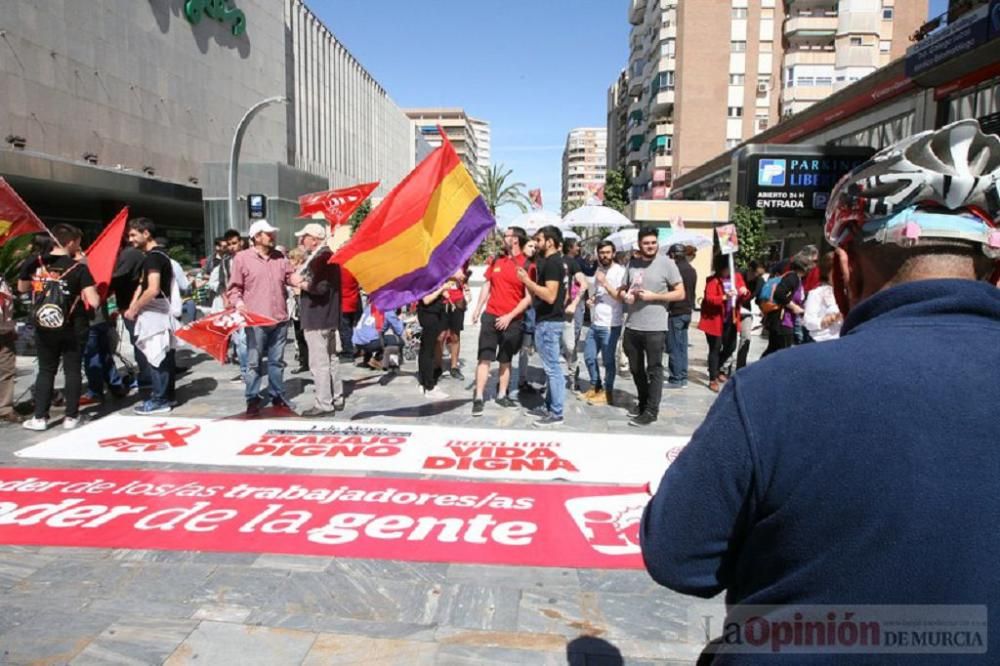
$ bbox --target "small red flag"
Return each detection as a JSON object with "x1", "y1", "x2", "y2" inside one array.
[
  {"x1": 176, "y1": 308, "x2": 279, "y2": 363},
  {"x1": 297, "y1": 182, "x2": 379, "y2": 228},
  {"x1": 0, "y1": 177, "x2": 48, "y2": 247},
  {"x1": 84, "y1": 206, "x2": 129, "y2": 300},
  {"x1": 528, "y1": 188, "x2": 543, "y2": 210}
]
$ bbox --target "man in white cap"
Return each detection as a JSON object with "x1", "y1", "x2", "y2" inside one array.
[
  {"x1": 226, "y1": 219, "x2": 303, "y2": 416},
  {"x1": 294, "y1": 222, "x2": 345, "y2": 416}
]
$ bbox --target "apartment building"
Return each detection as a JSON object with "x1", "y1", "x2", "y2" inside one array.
[
  {"x1": 470, "y1": 117, "x2": 492, "y2": 175},
  {"x1": 606, "y1": 69, "x2": 631, "y2": 173},
  {"x1": 404, "y1": 108, "x2": 481, "y2": 173},
  {"x1": 782, "y1": 0, "x2": 924, "y2": 117},
  {"x1": 561, "y1": 128, "x2": 608, "y2": 211},
  {"x1": 609, "y1": 0, "x2": 924, "y2": 200}
]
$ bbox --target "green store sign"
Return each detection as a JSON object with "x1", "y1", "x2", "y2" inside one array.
[{"x1": 184, "y1": 0, "x2": 247, "y2": 37}]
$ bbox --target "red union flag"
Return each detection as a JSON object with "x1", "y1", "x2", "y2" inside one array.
[
  {"x1": 0, "y1": 177, "x2": 48, "y2": 247},
  {"x1": 84, "y1": 206, "x2": 129, "y2": 299},
  {"x1": 297, "y1": 182, "x2": 379, "y2": 227},
  {"x1": 175, "y1": 308, "x2": 279, "y2": 363},
  {"x1": 528, "y1": 188, "x2": 543, "y2": 210}
]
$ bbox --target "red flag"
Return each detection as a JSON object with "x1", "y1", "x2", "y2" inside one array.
[
  {"x1": 528, "y1": 188, "x2": 543, "y2": 210},
  {"x1": 297, "y1": 182, "x2": 379, "y2": 228},
  {"x1": 84, "y1": 206, "x2": 129, "y2": 299},
  {"x1": 176, "y1": 308, "x2": 279, "y2": 363},
  {"x1": 0, "y1": 177, "x2": 48, "y2": 247}
]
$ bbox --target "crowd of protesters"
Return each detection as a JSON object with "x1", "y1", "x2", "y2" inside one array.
[{"x1": 1, "y1": 211, "x2": 838, "y2": 430}]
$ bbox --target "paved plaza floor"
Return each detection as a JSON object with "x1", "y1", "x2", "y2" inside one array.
[{"x1": 0, "y1": 324, "x2": 766, "y2": 664}]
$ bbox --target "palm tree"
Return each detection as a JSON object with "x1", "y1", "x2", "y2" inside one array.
[{"x1": 474, "y1": 164, "x2": 530, "y2": 216}]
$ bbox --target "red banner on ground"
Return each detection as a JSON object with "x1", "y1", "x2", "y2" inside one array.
[{"x1": 0, "y1": 468, "x2": 648, "y2": 569}]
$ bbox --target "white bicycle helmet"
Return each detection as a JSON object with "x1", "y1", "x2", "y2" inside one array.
[{"x1": 825, "y1": 119, "x2": 1000, "y2": 256}]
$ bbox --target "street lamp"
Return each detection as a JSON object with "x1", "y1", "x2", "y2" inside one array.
[{"x1": 228, "y1": 95, "x2": 289, "y2": 230}]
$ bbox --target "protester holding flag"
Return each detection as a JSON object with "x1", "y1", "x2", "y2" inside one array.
[
  {"x1": 698, "y1": 254, "x2": 751, "y2": 393},
  {"x1": 18, "y1": 223, "x2": 100, "y2": 430},
  {"x1": 123, "y1": 218, "x2": 178, "y2": 416},
  {"x1": 471, "y1": 225, "x2": 532, "y2": 416},
  {"x1": 226, "y1": 219, "x2": 303, "y2": 416},
  {"x1": 294, "y1": 223, "x2": 345, "y2": 417}
]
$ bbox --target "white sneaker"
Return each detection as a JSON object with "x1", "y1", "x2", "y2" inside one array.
[
  {"x1": 63, "y1": 416, "x2": 80, "y2": 430},
  {"x1": 422, "y1": 387, "x2": 449, "y2": 400},
  {"x1": 22, "y1": 417, "x2": 47, "y2": 431}
]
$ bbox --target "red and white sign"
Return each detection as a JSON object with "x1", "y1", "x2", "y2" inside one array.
[
  {"x1": 0, "y1": 468, "x2": 648, "y2": 569},
  {"x1": 16, "y1": 416, "x2": 687, "y2": 486},
  {"x1": 297, "y1": 182, "x2": 379, "y2": 227}
]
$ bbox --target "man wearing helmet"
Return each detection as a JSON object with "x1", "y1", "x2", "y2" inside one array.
[{"x1": 641, "y1": 120, "x2": 1000, "y2": 662}]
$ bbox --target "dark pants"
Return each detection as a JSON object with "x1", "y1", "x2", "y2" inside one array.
[
  {"x1": 146, "y1": 349, "x2": 176, "y2": 406},
  {"x1": 84, "y1": 322, "x2": 124, "y2": 398},
  {"x1": 417, "y1": 309, "x2": 446, "y2": 390},
  {"x1": 762, "y1": 326, "x2": 794, "y2": 357},
  {"x1": 667, "y1": 313, "x2": 691, "y2": 384},
  {"x1": 293, "y1": 318, "x2": 308, "y2": 368},
  {"x1": 339, "y1": 310, "x2": 360, "y2": 356},
  {"x1": 34, "y1": 326, "x2": 84, "y2": 419},
  {"x1": 623, "y1": 328, "x2": 666, "y2": 418},
  {"x1": 706, "y1": 323, "x2": 738, "y2": 381}
]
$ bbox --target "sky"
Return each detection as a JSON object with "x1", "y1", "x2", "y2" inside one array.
[{"x1": 311, "y1": 0, "x2": 946, "y2": 223}]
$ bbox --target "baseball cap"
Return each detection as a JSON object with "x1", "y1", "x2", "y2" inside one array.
[
  {"x1": 248, "y1": 219, "x2": 278, "y2": 237},
  {"x1": 294, "y1": 223, "x2": 328, "y2": 240}
]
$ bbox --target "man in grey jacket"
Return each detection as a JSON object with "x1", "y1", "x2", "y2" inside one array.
[{"x1": 295, "y1": 224, "x2": 344, "y2": 416}]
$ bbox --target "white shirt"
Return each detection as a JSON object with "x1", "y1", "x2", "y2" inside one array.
[
  {"x1": 803, "y1": 284, "x2": 842, "y2": 342},
  {"x1": 590, "y1": 263, "x2": 626, "y2": 328}
]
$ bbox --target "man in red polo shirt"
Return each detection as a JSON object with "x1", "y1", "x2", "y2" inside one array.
[
  {"x1": 338, "y1": 268, "x2": 362, "y2": 359},
  {"x1": 470, "y1": 226, "x2": 532, "y2": 417}
]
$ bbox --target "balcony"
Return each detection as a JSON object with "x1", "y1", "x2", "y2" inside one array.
[
  {"x1": 781, "y1": 83, "x2": 834, "y2": 104},
  {"x1": 629, "y1": 0, "x2": 647, "y2": 25},
  {"x1": 784, "y1": 0, "x2": 837, "y2": 10},
  {"x1": 782, "y1": 48, "x2": 835, "y2": 67},
  {"x1": 784, "y1": 15, "x2": 837, "y2": 45},
  {"x1": 659, "y1": 24, "x2": 676, "y2": 41},
  {"x1": 627, "y1": 148, "x2": 644, "y2": 166},
  {"x1": 654, "y1": 122, "x2": 674, "y2": 136},
  {"x1": 654, "y1": 153, "x2": 672, "y2": 169},
  {"x1": 650, "y1": 89, "x2": 675, "y2": 114}
]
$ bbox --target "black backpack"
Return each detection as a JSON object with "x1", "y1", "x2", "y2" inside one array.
[{"x1": 32, "y1": 261, "x2": 82, "y2": 330}]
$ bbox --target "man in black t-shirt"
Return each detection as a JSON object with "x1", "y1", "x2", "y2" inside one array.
[
  {"x1": 666, "y1": 243, "x2": 698, "y2": 388},
  {"x1": 517, "y1": 225, "x2": 567, "y2": 427},
  {"x1": 17, "y1": 223, "x2": 99, "y2": 431},
  {"x1": 123, "y1": 218, "x2": 176, "y2": 415}
]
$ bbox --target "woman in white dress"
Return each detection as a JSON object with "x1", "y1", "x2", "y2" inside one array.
[{"x1": 803, "y1": 252, "x2": 843, "y2": 342}]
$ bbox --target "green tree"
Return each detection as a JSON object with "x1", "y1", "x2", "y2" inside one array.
[
  {"x1": 349, "y1": 199, "x2": 372, "y2": 233},
  {"x1": 562, "y1": 198, "x2": 583, "y2": 216},
  {"x1": 474, "y1": 164, "x2": 529, "y2": 216},
  {"x1": 603, "y1": 169, "x2": 630, "y2": 213},
  {"x1": 731, "y1": 205, "x2": 767, "y2": 270}
]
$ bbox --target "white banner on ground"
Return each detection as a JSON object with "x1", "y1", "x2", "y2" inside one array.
[{"x1": 16, "y1": 415, "x2": 688, "y2": 486}]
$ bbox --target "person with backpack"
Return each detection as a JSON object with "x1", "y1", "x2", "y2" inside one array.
[
  {"x1": 759, "y1": 256, "x2": 810, "y2": 357},
  {"x1": 17, "y1": 223, "x2": 100, "y2": 430},
  {"x1": 122, "y1": 218, "x2": 178, "y2": 415}
]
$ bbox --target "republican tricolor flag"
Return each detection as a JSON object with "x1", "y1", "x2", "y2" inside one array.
[
  {"x1": 0, "y1": 177, "x2": 47, "y2": 248},
  {"x1": 329, "y1": 132, "x2": 495, "y2": 311}
]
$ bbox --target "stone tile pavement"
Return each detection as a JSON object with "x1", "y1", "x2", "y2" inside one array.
[{"x1": 0, "y1": 323, "x2": 768, "y2": 664}]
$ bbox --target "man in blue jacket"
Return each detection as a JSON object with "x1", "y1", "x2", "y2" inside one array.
[{"x1": 641, "y1": 120, "x2": 1000, "y2": 663}]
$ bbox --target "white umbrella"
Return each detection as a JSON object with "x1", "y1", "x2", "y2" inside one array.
[
  {"x1": 605, "y1": 228, "x2": 637, "y2": 251},
  {"x1": 502, "y1": 209, "x2": 562, "y2": 233},
  {"x1": 561, "y1": 229, "x2": 580, "y2": 241},
  {"x1": 658, "y1": 230, "x2": 713, "y2": 250},
  {"x1": 561, "y1": 205, "x2": 633, "y2": 229}
]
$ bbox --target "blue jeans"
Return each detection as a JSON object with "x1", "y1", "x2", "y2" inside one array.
[
  {"x1": 84, "y1": 322, "x2": 124, "y2": 397},
  {"x1": 245, "y1": 322, "x2": 288, "y2": 402},
  {"x1": 148, "y1": 349, "x2": 175, "y2": 406},
  {"x1": 667, "y1": 313, "x2": 691, "y2": 384},
  {"x1": 535, "y1": 321, "x2": 565, "y2": 418},
  {"x1": 583, "y1": 325, "x2": 621, "y2": 393},
  {"x1": 232, "y1": 327, "x2": 248, "y2": 375}
]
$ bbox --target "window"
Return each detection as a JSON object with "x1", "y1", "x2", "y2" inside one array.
[
  {"x1": 761, "y1": 8, "x2": 774, "y2": 19},
  {"x1": 815, "y1": 76, "x2": 833, "y2": 86},
  {"x1": 756, "y1": 115, "x2": 769, "y2": 130},
  {"x1": 727, "y1": 106, "x2": 744, "y2": 117},
  {"x1": 880, "y1": 40, "x2": 891, "y2": 53},
  {"x1": 850, "y1": 36, "x2": 863, "y2": 46},
  {"x1": 732, "y1": 7, "x2": 748, "y2": 19},
  {"x1": 662, "y1": 38, "x2": 676, "y2": 58},
  {"x1": 726, "y1": 138, "x2": 741, "y2": 149},
  {"x1": 760, "y1": 40, "x2": 773, "y2": 53},
  {"x1": 730, "y1": 73, "x2": 745, "y2": 85},
  {"x1": 731, "y1": 40, "x2": 747, "y2": 53},
  {"x1": 882, "y1": 7, "x2": 893, "y2": 20}
]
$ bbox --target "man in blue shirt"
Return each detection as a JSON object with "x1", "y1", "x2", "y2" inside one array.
[{"x1": 642, "y1": 120, "x2": 1000, "y2": 663}]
